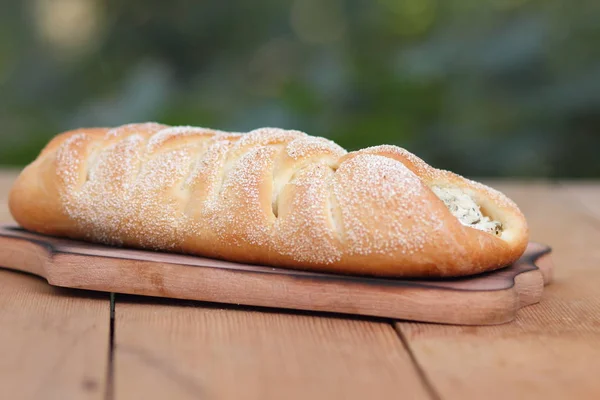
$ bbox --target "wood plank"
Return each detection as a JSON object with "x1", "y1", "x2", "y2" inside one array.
[
  {"x1": 396, "y1": 181, "x2": 600, "y2": 400},
  {"x1": 114, "y1": 297, "x2": 430, "y2": 400},
  {"x1": 0, "y1": 170, "x2": 111, "y2": 399},
  {"x1": 0, "y1": 269, "x2": 111, "y2": 400},
  {"x1": 562, "y1": 181, "x2": 600, "y2": 220}
]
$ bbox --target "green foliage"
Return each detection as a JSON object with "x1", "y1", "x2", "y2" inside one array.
[{"x1": 0, "y1": 0, "x2": 598, "y2": 177}]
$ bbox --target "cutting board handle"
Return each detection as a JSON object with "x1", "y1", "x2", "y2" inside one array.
[{"x1": 0, "y1": 235, "x2": 49, "y2": 277}]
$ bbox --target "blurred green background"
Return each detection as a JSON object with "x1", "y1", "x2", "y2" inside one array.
[{"x1": 0, "y1": 0, "x2": 598, "y2": 177}]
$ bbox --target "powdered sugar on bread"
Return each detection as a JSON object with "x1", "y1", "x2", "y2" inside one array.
[{"x1": 9, "y1": 123, "x2": 530, "y2": 277}]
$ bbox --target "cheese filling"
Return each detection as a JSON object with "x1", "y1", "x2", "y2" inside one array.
[{"x1": 432, "y1": 186, "x2": 502, "y2": 236}]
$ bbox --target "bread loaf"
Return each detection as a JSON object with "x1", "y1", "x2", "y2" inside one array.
[{"x1": 8, "y1": 123, "x2": 529, "y2": 277}]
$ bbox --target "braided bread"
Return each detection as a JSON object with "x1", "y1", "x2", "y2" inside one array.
[{"x1": 8, "y1": 123, "x2": 528, "y2": 277}]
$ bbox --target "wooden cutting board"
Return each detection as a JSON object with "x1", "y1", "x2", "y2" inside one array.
[{"x1": 0, "y1": 225, "x2": 553, "y2": 325}]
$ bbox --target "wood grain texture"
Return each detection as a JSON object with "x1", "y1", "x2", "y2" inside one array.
[
  {"x1": 396, "y1": 182, "x2": 600, "y2": 400},
  {"x1": 0, "y1": 269, "x2": 110, "y2": 400},
  {"x1": 0, "y1": 226, "x2": 552, "y2": 325},
  {"x1": 114, "y1": 297, "x2": 430, "y2": 400},
  {"x1": 562, "y1": 181, "x2": 600, "y2": 221},
  {"x1": 0, "y1": 172, "x2": 111, "y2": 399}
]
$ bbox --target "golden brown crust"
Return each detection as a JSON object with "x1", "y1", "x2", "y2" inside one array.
[{"x1": 9, "y1": 123, "x2": 529, "y2": 277}]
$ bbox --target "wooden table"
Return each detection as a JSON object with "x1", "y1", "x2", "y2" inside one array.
[{"x1": 0, "y1": 170, "x2": 598, "y2": 400}]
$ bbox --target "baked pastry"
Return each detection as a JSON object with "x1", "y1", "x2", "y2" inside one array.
[{"x1": 8, "y1": 123, "x2": 529, "y2": 277}]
